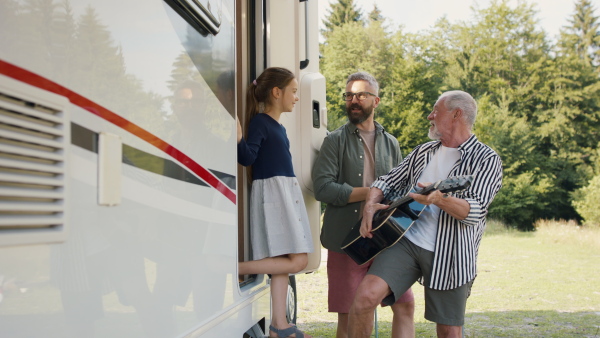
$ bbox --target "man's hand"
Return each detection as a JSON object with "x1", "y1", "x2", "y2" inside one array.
[
  {"x1": 409, "y1": 182, "x2": 471, "y2": 220},
  {"x1": 359, "y1": 201, "x2": 389, "y2": 238},
  {"x1": 409, "y1": 182, "x2": 446, "y2": 206}
]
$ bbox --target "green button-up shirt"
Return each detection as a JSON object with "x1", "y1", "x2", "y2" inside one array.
[{"x1": 312, "y1": 121, "x2": 402, "y2": 253}]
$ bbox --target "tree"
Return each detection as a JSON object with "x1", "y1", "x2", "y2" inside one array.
[
  {"x1": 320, "y1": 19, "x2": 392, "y2": 131},
  {"x1": 319, "y1": 0, "x2": 600, "y2": 228},
  {"x1": 534, "y1": 0, "x2": 600, "y2": 222},
  {"x1": 474, "y1": 95, "x2": 554, "y2": 227},
  {"x1": 573, "y1": 175, "x2": 600, "y2": 226},
  {"x1": 435, "y1": 0, "x2": 600, "y2": 227},
  {"x1": 378, "y1": 28, "x2": 446, "y2": 154},
  {"x1": 562, "y1": 0, "x2": 600, "y2": 67},
  {"x1": 443, "y1": 0, "x2": 549, "y2": 108},
  {"x1": 72, "y1": 5, "x2": 164, "y2": 134},
  {"x1": 168, "y1": 53, "x2": 197, "y2": 92},
  {"x1": 321, "y1": 0, "x2": 362, "y2": 39},
  {"x1": 368, "y1": 3, "x2": 384, "y2": 23},
  {"x1": 73, "y1": 6, "x2": 125, "y2": 98}
]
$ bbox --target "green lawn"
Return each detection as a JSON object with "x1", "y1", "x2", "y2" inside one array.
[{"x1": 295, "y1": 220, "x2": 600, "y2": 337}]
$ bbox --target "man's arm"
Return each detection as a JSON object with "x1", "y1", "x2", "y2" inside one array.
[
  {"x1": 409, "y1": 151, "x2": 503, "y2": 224},
  {"x1": 348, "y1": 187, "x2": 370, "y2": 203},
  {"x1": 460, "y1": 153, "x2": 504, "y2": 226},
  {"x1": 359, "y1": 187, "x2": 388, "y2": 238},
  {"x1": 359, "y1": 146, "x2": 420, "y2": 237},
  {"x1": 312, "y1": 136, "x2": 356, "y2": 206},
  {"x1": 409, "y1": 184, "x2": 470, "y2": 220}
]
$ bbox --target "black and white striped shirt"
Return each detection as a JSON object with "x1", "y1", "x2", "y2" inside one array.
[{"x1": 372, "y1": 134, "x2": 503, "y2": 290}]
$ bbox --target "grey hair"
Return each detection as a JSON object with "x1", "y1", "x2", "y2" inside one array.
[
  {"x1": 346, "y1": 71, "x2": 379, "y2": 95},
  {"x1": 439, "y1": 90, "x2": 477, "y2": 128}
]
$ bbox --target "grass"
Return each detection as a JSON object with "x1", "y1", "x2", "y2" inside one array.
[{"x1": 294, "y1": 219, "x2": 600, "y2": 337}]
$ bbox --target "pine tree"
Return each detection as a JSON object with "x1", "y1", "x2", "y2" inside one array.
[
  {"x1": 368, "y1": 4, "x2": 384, "y2": 23},
  {"x1": 73, "y1": 6, "x2": 124, "y2": 99},
  {"x1": 168, "y1": 53, "x2": 197, "y2": 92},
  {"x1": 563, "y1": 0, "x2": 600, "y2": 66},
  {"x1": 321, "y1": 0, "x2": 362, "y2": 39},
  {"x1": 52, "y1": 0, "x2": 78, "y2": 85}
]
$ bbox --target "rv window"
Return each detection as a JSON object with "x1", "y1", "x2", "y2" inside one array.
[
  {"x1": 164, "y1": 0, "x2": 235, "y2": 119},
  {"x1": 164, "y1": 0, "x2": 222, "y2": 35}
]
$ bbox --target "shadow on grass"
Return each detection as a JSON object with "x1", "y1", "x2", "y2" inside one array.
[
  {"x1": 301, "y1": 310, "x2": 600, "y2": 338},
  {"x1": 4, "y1": 310, "x2": 596, "y2": 337}
]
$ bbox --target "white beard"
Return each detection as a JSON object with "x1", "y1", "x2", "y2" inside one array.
[{"x1": 428, "y1": 126, "x2": 441, "y2": 140}]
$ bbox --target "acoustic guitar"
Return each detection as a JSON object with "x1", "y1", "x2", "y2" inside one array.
[{"x1": 341, "y1": 175, "x2": 474, "y2": 265}]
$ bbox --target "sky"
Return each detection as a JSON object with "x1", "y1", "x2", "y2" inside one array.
[{"x1": 318, "y1": 0, "x2": 600, "y2": 40}]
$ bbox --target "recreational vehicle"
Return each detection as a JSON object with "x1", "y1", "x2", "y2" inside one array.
[{"x1": 0, "y1": 0, "x2": 326, "y2": 336}]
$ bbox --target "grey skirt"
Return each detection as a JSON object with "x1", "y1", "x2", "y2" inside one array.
[{"x1": 249, "y1": 176, "x2": 314, "y2": 260}]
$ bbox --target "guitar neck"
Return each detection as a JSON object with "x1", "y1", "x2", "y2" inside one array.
[
  {"x1": 388, "y1": 195, "x2": 413, "y2": 209},
  {"x1": 387, "y1": 183, "x2": 437, "y2": 209}
]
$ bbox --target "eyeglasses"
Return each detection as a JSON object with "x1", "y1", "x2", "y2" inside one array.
[{"x1": 342, "y1": 91, "x2": 376, "y2": 101}]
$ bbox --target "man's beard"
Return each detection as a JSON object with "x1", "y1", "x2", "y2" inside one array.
[
  {"x1": 346, "y1": 103, "x2": 372, "y2": 124},
  {"x1": 428, "y1": 124, "x2": 442, "y2": 140}
]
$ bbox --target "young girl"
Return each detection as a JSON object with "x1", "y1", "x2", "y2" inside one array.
[{"x1": 237, "y1": 67, "x2": 314, "y2": 338}]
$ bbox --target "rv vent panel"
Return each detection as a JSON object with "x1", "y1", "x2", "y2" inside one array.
[{"x1": 0, "y1": 77, "x2": 69, "y2": 246}]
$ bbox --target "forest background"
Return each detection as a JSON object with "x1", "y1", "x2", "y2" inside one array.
[{"x1": 320, "y1": 0, "x2": 600, "y2": 230}]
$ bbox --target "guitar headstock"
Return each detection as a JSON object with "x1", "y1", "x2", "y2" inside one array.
[{"x1": 432, "y1": 175, "x2": 474, "y2": 194}]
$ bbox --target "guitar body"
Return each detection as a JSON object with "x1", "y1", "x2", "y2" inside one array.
[
  {"x1": 341, "y1": 200, "x2": 425, "y2": 265},
  {"x1": 340, "y1": 175, "x2": 474, "y2": 266}
]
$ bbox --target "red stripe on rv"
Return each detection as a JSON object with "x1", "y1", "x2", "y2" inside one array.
[{"x1": 0, "y1": 59, "x2": 236, "y2": 204}]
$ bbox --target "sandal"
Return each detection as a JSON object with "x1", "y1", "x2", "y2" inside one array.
[{"x1": 268, "y1": 324, "x2": 310, "y2": 338}]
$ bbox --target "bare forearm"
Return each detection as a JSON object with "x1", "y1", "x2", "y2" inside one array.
[
  {"x1": 435, "y1": 193, "x2": 470, "y2": 220},
  {"x1": 360, "y1": 187, "x2": 387, "y2": 238},
  {"x1": 348, "y1": 187, "x2": 370, "y2": 203},
  {"x1": 365, "y1": 187, "x2": 385, "y2": 205},
  {"x1": 418, "y1": 191, "x2": 470, "y2": 220}
]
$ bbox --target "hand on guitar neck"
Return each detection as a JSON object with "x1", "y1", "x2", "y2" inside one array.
[
  {"x1": 409, "y1": 182, "x2": 471, "y2": 222},
  {"x1": 360, "y1": 176, "x2": 474, "y2": 239},
  {"x1": 342, "y1": 175, "x2": 474, "y2": 266},
  {"x1": 358, "y1": 183, "x2": 430, "y2": 239}
]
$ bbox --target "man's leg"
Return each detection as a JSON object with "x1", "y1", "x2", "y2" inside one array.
[
  {"x1": 423, "y1": 281, "x2": 473, "y2": 338},
  {"x1": 336, "y1": 313, "x2": 349, "y2": 338},
  {"x1": 348, "y1": 274, "x2": 391, "y2": 338},
  {"x1": 353, "y1": 239, "x2": 421, "y2": 338},
  {"x1": 389, "y1": 284, "x2": 415, "y2": 338},
  {"x1": 327, "y1": 250, "x2": 372, "y2": 338},
  {"x1": 436, "y1": 324, "x2": 462, "y2": 338},
  {"x1": 390, "y1": 298, "x2": 415, "y2": 338}
]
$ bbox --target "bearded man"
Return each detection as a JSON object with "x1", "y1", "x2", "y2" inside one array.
[{"x1": 312, "y1": 72, "x2": 415, "y2": 338}]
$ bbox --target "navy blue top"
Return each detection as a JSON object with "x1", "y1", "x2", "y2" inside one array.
[{"x1": 238, "y1": 113, "x2": 296, "y2": 180}]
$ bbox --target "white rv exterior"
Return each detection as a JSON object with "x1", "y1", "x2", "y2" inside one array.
[{"x1": 0, "y1": 0, "x2": 326, "y2": 337}]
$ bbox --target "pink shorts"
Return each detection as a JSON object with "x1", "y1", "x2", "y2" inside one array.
[{"x1": 327, "y1": 250, "x2": 414, "y2": 313}]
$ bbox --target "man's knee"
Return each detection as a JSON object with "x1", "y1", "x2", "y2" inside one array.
[
  {"x1": 436, "y1": 324, "x2": 462, "y2": 338},
  {"x1": 391, "y1": 299, "x2": 415, "y2": 317},
  {"x1": 352, "y1": 275, "x2": 389, "y2": 312}
]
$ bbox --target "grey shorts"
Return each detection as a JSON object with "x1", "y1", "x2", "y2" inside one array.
[{"x1": 368, "y1": 238, "x2": 473, "y2": 326}]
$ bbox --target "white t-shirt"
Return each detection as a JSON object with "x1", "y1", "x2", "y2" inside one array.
[{"x1": 405, "y1": 145, "x2": 461, "y2": 251}]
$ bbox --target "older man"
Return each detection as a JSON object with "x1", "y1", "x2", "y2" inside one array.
[{"x1": 349, "y1": 90, "x2": 503, "y2": 338}]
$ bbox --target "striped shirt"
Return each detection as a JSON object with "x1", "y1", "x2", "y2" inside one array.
[{"x1": 372, "y1": 135, "x2": 503, "y2": 290}]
